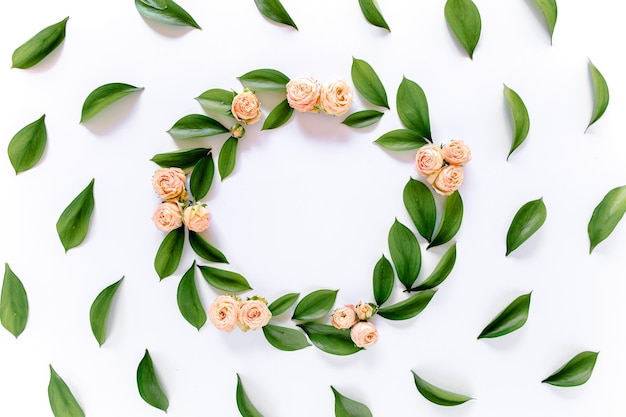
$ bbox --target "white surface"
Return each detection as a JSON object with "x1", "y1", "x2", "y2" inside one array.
[{"x1": 1, "y1": 0, "x2": 625, "y2": 416}]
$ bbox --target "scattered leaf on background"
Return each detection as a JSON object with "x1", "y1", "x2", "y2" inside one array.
[
  {"x1": 298, "y1": 323, "x2": 362, "y2": 355},
  {"x1": 177, "y1": 262, "x2": 206, "y2": 330},
  {"x1": 80, "y1": 83, "x2": 143, "y2": 123},
  {"x1": 167, "y1": 114, "x2": 229, "y2": 139},
  {"x1": 154, "y1": 227, "x2": 185, "y2": 279},
  {"x1": 189, "y1": 154, "x2": 215, "y2": 200},
  {"x1": 238, "y1": 69, "x2": 290, "y2": 91},
  {"x1": 542, "y1": 351, "x2": 599, "y2": 387},
  {"x1": 429, "y1": 191, "x2": 463, "y2": 249},
  {"x1": 7, "y1": 115, "x2": 47, "y2": 174},
  {"x1": 503, "y1": 85, "x2": 530, "y2": 160},
  {"x1": 268, "y1": 293, "x2": 300, "y2": 316},
  {"x1": 262, "y1": 324, "x2": 311, "y2": 351},
  {"x1": 372, "y1": 255, "x2": 394, "y2": 306},
  {"x1": 506, "y1": 198, "x2": 547, "y2": 256},
  {"x1": 48, "y1": 365, "x2": 85, "y2": 417},
  {"x1": 331, "y1": 386, "x2": 373, "y2": 417},
  {"x1": 236, "y1": 374, "x2": 265, "y2": 417},
  {"x1": 588, "y1": 185, "x2": 626, "y2": 253},
  {"x1": 135, "y1": 0, "x2": 201, "y2": 29},
  {"x1": 351, "y1": 57, "x2": 389, "y2": 108},
  {"x1": 0, "y1": 264, "x2": 29, "y2": 338},
  {"x1": 89, "y1": 277, "x2": 123, "y2": 346},
  {"x1": 403, "y1": 178, "x2": 436, "y2": 241},
  {"x1": 292, "y1": 289, "x2": 338, "y2": 321},
  {"x1": 411, "y1": 370, "x2": 473, "y2": 406},
  {"x1": 196, "y1": 88, "x2": 235, "y2": 116},
  {"x1": 396, "y1": 77, "x2": 431, "y2": 140},
  {"x1": 12, "y1": 17, "x2": 68, "y2": 69},
  {"x1": 137, "y1": 350, "x2": 169, "y2": 411},
  {"x1": 374, "y1": 129, "x2": 427, "y2": 151},
  {"x1": 342, "y1": 110, "x2": 384, "y2": 128},
  {"x1": 586, "y1": 59, "x2": 609, "y2": 132},
  {"x1": 388, "y1": 219, "x2": 421, "y2": 290},
  {"x1": 531, "y1": 0, "x2": 557, "y2": 43},
  {"x1": 197, "y1": 265, "x2": 252, "y2": 292},
  {"x1": 377, "y1": 289, "x2": 437, "y2": 320},
  {"x1": 188, "y1": 231, "x2": 228, "y2": 264},
  {"x1": 262, "y1": 99, "x2": 294, "y2": 130},
  {"x1": 357, "y1": 0, "x2": 390, "y2": 32},
  {"x1": 253, "y1": 0, "x2": 298, "y2": 30},
  {"x1": 56, "y1": 179, "x2": 95, "y2": 252},
  {"x1": 411, "y1": 243, "x2": 456, "y2": 291},
  {"x1": 151, "y1": 148, "x2": 211, "y2": 169},
  {"x1": 444, "y1": 0, "x2": 482, "y2": 59},
  {"x1": 478, "y1": 292, "x2": 531, "y2": 339},
  {"x1": 218, "y1": 137, "x2": 238, "y2": 180}
]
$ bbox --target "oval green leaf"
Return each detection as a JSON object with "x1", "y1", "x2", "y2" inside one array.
[
  {"x1": 154, "y1": 227, "x2": 184, "y2": 280},
  {"x1": 189, "y1": 154, "x2": 214, "y2": 200},
  {"x1": 506, "y1": 198, "x2": 547, "y2": 256},
  {"x1": 412, "y1": 243, "x2": 457, "y2": 291},
  {"x1": 373, "y1": 255, "x2": 394, "y2": 306},
  {"x1": 586, "y1": 59, "x2": 609, "y2": 132},
  {"x1": 358, "y1": 0, "x2": 390, "y2": 32},
  {"x1": 48, "y1": 365, "x2": 85, "y2": 417},
  {"x1": 196, "y1": 88, "x2": 235, "y2": 116},
  {"x1": 504, "y1": 85, "x2": 530, "y2": 160},
  {"x1": 411, "y1": 370, "x2": 473, "y2": 406},
  {"x1": 238, "y1": 68, "x2": 290, "y2": 91},
  {"x1": 292, "y1": 289, "x2": 338, "y2": 321},
  {"x1": 151, "y1": 147, "x2": 211, "y2": 169},
  {"x1": 403, "y1": 178, "x2": 436, "y2": 241},
  {"x1": 377, "y1": 289, "x2": 436, "y2": 320},
  {"x1": 262, "y1": 99, "x2": 293, "y2": 130},
  {"x1": 342, "y1": 110, "x2": 384, "y2": 128},
  {"x1": 542, "y1": 351, "x2": 599, "y2": 387},
  {"x1": 56, "y1": 179, "x2": 95, "y2": 252},
  {"x1": 297, "y1": 323, "x2": 362, "y2": 355},
  {"x1": 218, "y1": 137, "x2": 238, "y2": 180},
  {"x1": 396, "y1": 77, "x2": 431, "y2": 140},
  {"x1": 444, "y1": 0, "x2": 482, "y2": 59},
  {"x1": 478, "y1": 292, "x2": 531, "y2": 339},
  {"x1": 0, "y1": 264, "x2": 29, "y2": 338},
  {"x1": 389, "y1": 219, "x2": 421, "y2": 290},
  {"x1": 8, "y1": 115, "x2": 47, "y2": 174},
  {"x1": 137, "y1": 349, "x2": 169, "y2": 412},
  {"x1": 12, "y1": 17, "x2": 68, "y2": 69},
  {"x1": 351, "y1": 58, "x2": 389, "y2": 108},
  {"x1": 268, "y1": 293, "x2": 300, "y2": 316},
  {"x1": 177, "y1": 262, "x2": 206, "y2": 330},
  {"x1": 197, "y1": 265, "x2": 252, "y2": 292},
  {"x1": 374, "y1": 129, "x2": 427, "y2": 151},
  {"x1": 332, "y1": 386, "x2": 373, "y2": 417},
  {"x1": 429, "y1": 191, "x2": 463, "y2": 249},
  {"x1": 262, "y1": 324, "x2": 311, "y2": 351},
  {"x1": 80, "y1": 83, "x2": 143, "y2": 123},
  {"x1": 253, "y1": 0, "x2": 297, "y2": 30},
  {"x1": 236, "y1": 374, "x2": 264, "y2": 417},
  {"x1": 531, "y1": 0, "x2": 557, "y2": 43},
  {"x1": 167, "y1": 114, "x2": 228, "y2": 140},
  {"x1": 135, "y1": 0, "x2": 201, "y2": 29},
  {"x1": 188, "y1": 231, "x2": 228, "y2": 263},
  {"x1": 588, "y1": 185, "x2": 626, "y2": 253},
  {"x1": 89, "y1": 276, "x2": 123, "y2": 346}
]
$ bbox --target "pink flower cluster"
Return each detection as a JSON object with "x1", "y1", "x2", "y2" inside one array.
[
  {"x1": 151, "y1": 168, "x2": 210, "y2": 233},
  {"x1": 286, "y1": 76, "x2": 353, "y2": 116},
  {"x1": 330, "y1": 301, "x2": 379, "y2": 348},
  {"x1": 231, "y1": 89, "x2": 262, "y2": 125},
  {"x1": 414, "y1": 140, "x2": 471, "y2": 196},
  {"x1": 208, "y1": 295, "x2": 272, "y2": 332}
]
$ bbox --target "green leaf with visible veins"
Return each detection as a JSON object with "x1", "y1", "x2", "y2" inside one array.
[
  {"x1": 12, "y1": 17, "x2": 68, "y2": 69},
  {"x1": 8, "y1": 115, "x2": 47, "y2": 174}
]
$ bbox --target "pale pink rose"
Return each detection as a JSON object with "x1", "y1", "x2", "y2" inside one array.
[
  {"x1": 441, "y1": 140, "x2": 471, "y2": 165},
  {"x1": 432, "y1": 165, "x2": 464, "y2": 196},
  {"x1": 152, "y1": 168, "x2": 187, "y2": 202},
  {"x1": 319, "y1": 80, "x2": 353, "y2": 116},
  {"x1": 331, "y1": 305, "x2": 358, "y2": 329},
  {"x1": 231, "y1": 90, "x2": 262, "y2": 125},
  {"x1": 182, "y1": 203, "x2": 210, "y2": 232},
  {"x1": 151, "y1": 202, "x2": 183, "y2": 232},
  {"x1": 350, "y1": 321, "x2": 379, "y2": 348},
  {"x1": 355, "y1": 301, "x2": 375, "y2": 321},
  {"x1": 238, "y1": 298, "x2": 272, "y2": 331},
  {"x1": 208, "y1": 295, "x2": 240, "y2": 332},
  {"x1": 286, "y1": 76, "x2": 321, "y2": 112},
  {"x1": 415, "y1": 145, "x2": 444, "y2": 176}
]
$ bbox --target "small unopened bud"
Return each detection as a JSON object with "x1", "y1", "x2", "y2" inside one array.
[{"x1": 230, "y1": 124, "x2": 245, "y2": 139}]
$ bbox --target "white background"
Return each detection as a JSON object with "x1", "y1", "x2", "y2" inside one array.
[{"x1": 1, "y1": 0, "x2": 625, "y2": 416}]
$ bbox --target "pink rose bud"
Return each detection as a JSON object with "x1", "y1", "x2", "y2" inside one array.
[
  {"x1": 319, "y1": 80, "x2": 353, "y2": 116},
  {"x1": 286, "y1": 76, "x2": 321, "y2": 112},
  {"x1": 230, "y1": 123, "x2": 245, "y2": 139},
  {"x1": 331, "y1": 305, "x2": 358, "y2": 329},
  {"x1": 231, "y1": 89, "x2": 262, "y2": 125},
  {"x1": 238, "y1": 298, "x2": 272, "y2": 331},
  {"x1": 355, "y1": 301, "x2": 376, "y2": 321},
  {"x1": 432, "y1": 165, "x2": 464, "y2": 196},
  {"x1": 151, "y1": 202, "x2": 183, "y2": 232},
  {"x1": 441, "y1": 140, "x2": 471, "y2": 165},
  {"x1": 208, "y1": 295, "x2": 241, "y2": 332},
  {"x1": 415, "y1": 145, "x2": 444, "y2": 176},
  {"x1": 350, "y1": 321, "x2": 379, "y2": 348},
  {"x1": 152, "y1": 167, "x2": 187, "y2": 202},
  {"x1": 182, "y1": 203, "x2": 210, "y2": 233}
]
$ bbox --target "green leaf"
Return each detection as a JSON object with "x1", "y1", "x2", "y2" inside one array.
[
  {"x1": 151, "y1": 147, "x2": 211, "y2": 169},
  {"x1": 506, "y1": 198, "x2": 547, "y2": 256},
  {"x1": 197, "y1": 265, "x2": 252, "y2": 292},
  {"x1": 238, "y1": 68, "x2": 290, "y2": 91},
  {"x1": 374, "y1": 129, "x2": 427, "y2": 151},
  {"x1": 0, "y1": 264, "x2": 28, "y2": 338},
  {"x1": 253, "y1": 0, "x2": 298, "y2": 30},
  {"x1": 377, "y1": 289, "x2": 437, "y2": 320},
  {"x1": 154, "y1": 227, "x2": 185, "y2": 280},
  {"x1": 236, "y1": 374, "x2": 264, "y2": 417},
  {"x1": 48, "y1": 365, "x2": 85, "y2": 417},
  {"x1": 135, "y1": 0, "x2": 201, "y2": 29},
  {"x1": 373, "y1": 255, "x2": 394, "y2": 306},
  {"x1": 167, "y1": 114, "x2": 229, "y2": 140},
  {"x1": 80, "y1": 83, "x2": 143, "y2": 123},
  {"x1": 332, "y1": 386, "x2": 373, "y2": 417},
  {"x1": 292, "y1": 289, "x2": 338, "y2": 321},
  {"x1": 503, "y1": 85, "x2": 530, "y2": 160},
  {"x1": 218, "y1": 137, "x2": 238, "y2": 180},
  {"x1": 8, "y1": 115, "x2": 47, "y2": 174},
  {"x1": 196, "y1": 88, "x2": 235, "y2": 116},
  {"x1": 542, "y1": 351, "x2": 599, "y2": 387},
  {"x1": 188, "y1": 231, "x2": 228, "y2": 263},
  {"x1": 403, "y1": 178, "x2": 437, "y2": 241},
  {"x1": 12, "y1": 17, "x2": 68, "y2": 69},
  {"x1": 56, "y1": 179, "x2": 95, "y2": 252},
  {"x1": 389, "y1": 219, "x2": 421, "y2": 290},
  {"x1": 189, "y1": 154, "x2": 215, "y2": 200},
  {"x1": 478, "y1": 292, "x2": 532, "y2": 339},
  {"x1": 268, "y1": 293, "x2": 300, "y2": 316},
  {"x1": 342, "y1": 110, "x2": 384, "y2": 128},
  {"x1": 137, "y1": 350, "x2": 169, "y2": 412},
  {"x1": 531, "y1": 0, "x2": 557, "y2": 43},
  {"x1": 262, "y1": 99, "x2": 293, "y2": 130},
  {"x1": 429, "y1": 191, "x2": 463, "y2": 249},
  {"x1": 588, "y1": 185, "x2": 626, "y2": 253},
  {"x1": 586, "y1": 59, "x2": 609, "y2": 132},
  {"x1": 412, "y1": 243, "x2": 457, "y2": 291},
  {"x1": 177, "y1": 262, "x2": 206, "y2": 330},
  {"x1": 262, "y1": 324, "x2": 311, "y2": 351},
  {"x1": 351, "y1": 58, "x2": 389, "y2": 108},
  {"x1": 444, "y1": 0, "x2": 482, "y2": 59},
  {"x1": 396, "y1": 77, "x2": 431, "y2": 140},
  {"x1": 357, "y1": 0, "x2": 390, "y2": 32},
  {"x1": 89, "y1": 277, "x2": 123, "y2": 346},
  {"x1": 298, "y1": 323, "x2": 362, "y2": 355},
  {"x1": 411, "y1": 370, "x2": 473, "y2": 406}
]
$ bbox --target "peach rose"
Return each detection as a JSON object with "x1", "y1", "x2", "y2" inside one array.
[
  {"x1": 208, "y1": 295, "x2": 240, "y2": 332},
  {"x1": 441, "y1": 140, "x2": 471, "y2": 165},
  {"x1": 331, "y1": 305, "x2": 358, "y2": 329},
  {"x1": 350, "y1": 321, "x2": 379, "y2": 348},
  {"x1": 238, "y1": 298, "x2": 272, "y2": 331},
  {"x1": 152, "y1": 168, "x2": 187, "y2": 202},
  {"x1": 355, "y1": 301, "x2": 375, "y2": 321},
  {"x1": 286, "y1": 76, "x2": 321, "y2": 112},
  {"x1": 182, "y1": 203, "x2": 210, "y2": 232},
  {"x1": 431, "y1": 164, "x2": 464, "y2": 196},
  {"x1": 415, "y1": 145, "x2": 444, "y2": 176},
  {"x1": 319, "y1": 80, "x2": 353, "y2": 116},
  {"x1": 231, "y1": 90, "x2": 262, "y2": 125},
  {"x1": 151, "y1": 202, "x2": 183, "y2": 232}
]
